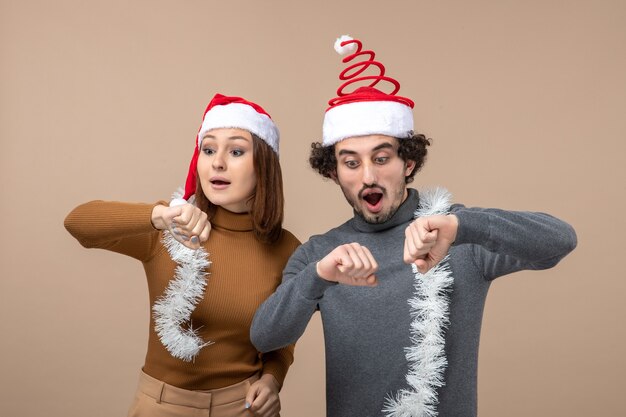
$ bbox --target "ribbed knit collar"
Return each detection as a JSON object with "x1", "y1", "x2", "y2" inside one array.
[
  {"x1": 351, "y1": 188, "x2": 419, "y2": 233},
  {"x1": 211, "y1": 206, "x2": 253, "y2": 232}
]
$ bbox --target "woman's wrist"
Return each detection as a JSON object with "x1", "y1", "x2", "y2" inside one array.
[
  {"x1": 150, "y1": 204, "x2": 168, "y2": 230},
  {"x1": 260, "y1": 373, "x2": 280, "y2": 391}
]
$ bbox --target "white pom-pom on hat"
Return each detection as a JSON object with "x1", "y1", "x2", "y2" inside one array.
[
  {"x1": 169, "y1": 198, "x2": 187, "y2": 207},
  {"x1": 334, "y1": 35, "x2": 357, "y2": 55}
]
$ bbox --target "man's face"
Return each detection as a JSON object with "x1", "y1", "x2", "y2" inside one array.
[{"x1": 333, "y1": 135, "x2": 416, "y2": 224}]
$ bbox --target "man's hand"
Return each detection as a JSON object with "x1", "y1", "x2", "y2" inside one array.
[
  {"x1": 151, "y1": 204, "x2": 211, "y2": 250},
  {"x1": 404, "y1": 214, "x2": 458, "y2": 274},
  {"x1": 316, "y1": 243, "x2": 378, "y2": 286},
  {"x1": 245, "y1": 374, "x2": 281, "y2": 417}
]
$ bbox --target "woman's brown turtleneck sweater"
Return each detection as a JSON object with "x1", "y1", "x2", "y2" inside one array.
[{"x1": 65, "y1": 200, "x2": 300, "y2": 390}]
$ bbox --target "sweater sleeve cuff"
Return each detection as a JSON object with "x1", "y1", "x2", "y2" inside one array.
[
  {"x1": 296, "y1": 262, "x2": 338, "y2": 300},
  {"x1": 261, "y1": 346, "x2": 294, "y2": 387},
  {"x1": 123, "y1": 202, "x2": 165, "y2": 234},
  {"x1": 452, "y1": 209, "x2": 490, "y2": 246}
]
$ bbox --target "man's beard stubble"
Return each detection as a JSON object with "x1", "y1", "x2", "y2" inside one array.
[{"x1": 340, "y1": 183, "x2": 407, "y2": 224}]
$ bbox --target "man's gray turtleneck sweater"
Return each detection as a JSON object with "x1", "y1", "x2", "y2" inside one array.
[{"x1": 251, "y1": 189, "x2": 576, "y2": 417}]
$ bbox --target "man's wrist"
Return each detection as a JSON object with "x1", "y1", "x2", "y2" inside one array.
[
  {"x1": 448, "y1": 214, "x2": 459, "y2": 243},
  {"x1": 316, "y1": 261, "x2": 333, "y2": 282}
]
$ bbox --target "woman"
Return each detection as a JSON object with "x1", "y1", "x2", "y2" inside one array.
[{"x1": 65, "y1": 94, "x2": 300, "y2": 417}]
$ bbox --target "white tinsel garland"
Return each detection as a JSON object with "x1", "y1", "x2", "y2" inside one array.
[
  {"x1": 152, "y1": 189, "x2": 212, "y2": 362},
  {"x1": 383, "y1": 187, "x2": 454, "y2": 417}
]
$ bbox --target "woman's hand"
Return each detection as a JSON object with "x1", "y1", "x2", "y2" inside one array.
[
  {"x1": 244, "y1": 374, "x2": 281, "y2": 417},
  {"x1": 151, "y1": 204, "x2": 210, "y2": 250}
]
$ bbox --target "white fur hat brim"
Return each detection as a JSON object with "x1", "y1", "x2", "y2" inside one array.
[
  {"x1": 198, "y1": 103, "x2": 280, "y2": 154},
  {"x1": 322, "y1": 100, "x2": 414, "y2": 146}
]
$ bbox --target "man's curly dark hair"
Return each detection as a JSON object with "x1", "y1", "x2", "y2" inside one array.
[{"x1": 309, "y1": 133, "x2": 432, "y2": 184}]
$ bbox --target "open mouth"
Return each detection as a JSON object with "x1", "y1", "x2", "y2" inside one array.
[
  {"x1": 210, "y1": 180, "x2": 231, "y2": 186},
  {"x1": 363, "y1": 193, "x2": 383, "y2": 206},
  {"x1": 361, "y1": 189, "x2": 384, "y2": 212}
]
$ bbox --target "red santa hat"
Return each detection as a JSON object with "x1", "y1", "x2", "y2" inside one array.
[
  {"x1": 175, "y1": 93, "x2": 280, "y2": 203},
  {"x1": 322, "y1": 35, "x2": 415, "y2": 146}
]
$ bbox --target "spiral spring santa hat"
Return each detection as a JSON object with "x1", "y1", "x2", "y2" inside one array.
[
  {"x1": 154, "y1": 94, "x2": 280, "y2": 362},
  {"x1": 322, "y1": 35, "x2": 415, "y2": 146}
]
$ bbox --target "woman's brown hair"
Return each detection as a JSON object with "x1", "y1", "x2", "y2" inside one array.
[{"x1": 195, "y1": 134, "x2": 284, "y2": 244}]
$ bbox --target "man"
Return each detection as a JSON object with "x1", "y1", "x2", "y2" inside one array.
[{"x1": 250, "y1": 35, "x2": 577, "y2": 417}]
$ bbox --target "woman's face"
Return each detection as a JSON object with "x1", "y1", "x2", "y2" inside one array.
[{"x1": 197, "y1": 128, "x2": 257, "y2": 213}]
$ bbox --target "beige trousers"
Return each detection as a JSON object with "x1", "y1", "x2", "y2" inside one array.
[{"x1": 127, "y1": 370, "x2": 259, "y2": 417}]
